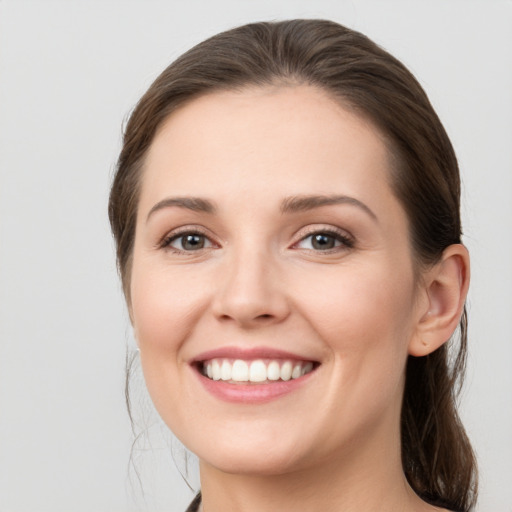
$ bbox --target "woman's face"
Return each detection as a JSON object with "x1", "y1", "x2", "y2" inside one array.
[{"x1": 130, "y1": 85, "x2": 427, "y2": 475}]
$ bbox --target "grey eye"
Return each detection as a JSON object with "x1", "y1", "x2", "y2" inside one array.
[
  {"x1": 170, "y1": 233, "x2": 211, "y2": 251},
  {"x1": 311, "y1": 233, "x2": 336, "y2": 250},
  {"x1": 297, "y1": 232, "x2": 342, "y2": 251}
]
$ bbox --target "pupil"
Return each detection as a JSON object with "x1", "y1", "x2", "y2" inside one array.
[
  {"x1": 312, "y1": 234, "x2": 334, "y2": 250},
  {"x1": 183, "y1": 234, "x2": 204, "y2": 250}
]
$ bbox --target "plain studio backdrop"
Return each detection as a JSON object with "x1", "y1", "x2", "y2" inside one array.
[{"x1": 0, "y1": 1, "x2": 511, "y2": 511}]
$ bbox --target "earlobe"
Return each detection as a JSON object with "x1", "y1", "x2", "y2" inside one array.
[{"x1": 409, "y1": 244, "x2": 470, "y2": 357}]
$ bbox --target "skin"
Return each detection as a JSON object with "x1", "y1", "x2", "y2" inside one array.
[{"x1": 129, "y1": 85, "x2": 468, "y2": 512}]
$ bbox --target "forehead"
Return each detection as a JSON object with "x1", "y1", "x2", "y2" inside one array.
[{"x1": 139, "y1": 85, "x2": 398, "y2": 216}]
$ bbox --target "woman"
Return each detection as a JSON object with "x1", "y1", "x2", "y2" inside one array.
[{"x1": 109, "y1": 19, "x2": 477, "y2": 512}]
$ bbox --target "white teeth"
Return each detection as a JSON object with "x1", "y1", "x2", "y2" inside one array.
[
  {"x1": 212, "y1": 360, "x2": 221, "y2": 381},
  {"x1": 231, "y1": 360, "x2": 249, "y2": 382},
  {"x1": 220, "y1": 360, "x2": 232, "y2": 381},
  {"x1": 267, "y1": 361, "x2": 281, "y2": 381},
  {"x1": 302, "y1": 362, "x2": 313, "y2": 375},
  {"x1": 203, "y1": 358, "x2": 316, "y2": 383},
  {"x1": 291, "y1": 363, "x2": 302, "y2": 379},
  {"x1": 249, "y1": 360, "x2": 267, "y2": 382},
  {"x1": 280, "y1": 361, "x2": 292, "y2": 381}
]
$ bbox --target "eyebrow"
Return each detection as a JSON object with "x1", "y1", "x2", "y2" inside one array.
[
  {"x1": 146, "y1": 194, "x2": 377, "y2": 222},
  {"x1": 146, "y1": 197, "x2": 216, "y2": 222},
  {"x1": 280, "y1": 194, "x2": 377, "y2": 221}
]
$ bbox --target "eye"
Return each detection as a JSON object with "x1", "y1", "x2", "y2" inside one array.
[
  {"x1": 295, "y1": 230, "x2": 353, "y2": 251},
  {"x1": 162, "y1": 231, "x2": 213, "y2": 252}
]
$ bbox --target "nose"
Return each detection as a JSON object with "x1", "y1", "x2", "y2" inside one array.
[{"x1": 211, "y1": 247, "x2": 290, "y2": 328}]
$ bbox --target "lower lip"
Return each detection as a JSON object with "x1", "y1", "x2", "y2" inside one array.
[{"x1": 195, "y1": 368, "x2": 316, "y2": 404}]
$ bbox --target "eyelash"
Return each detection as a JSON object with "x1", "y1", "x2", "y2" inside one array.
[
  {"x1": 159, "y1": 227, "x2": 214, "y2": 253},
  {"x1": 159, "y1": 226, "x2": 354, "y2": 254},
  {"x1": 293, "y1": 228, "x2": 354, "y2": 252}
]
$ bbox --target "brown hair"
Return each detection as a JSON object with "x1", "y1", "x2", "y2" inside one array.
[{"x1": 109, "y1": 19, "x2": 477, "y2": 510}]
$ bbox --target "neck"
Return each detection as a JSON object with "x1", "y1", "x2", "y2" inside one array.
[{"x1": 198, "y1": 429, "x2": 431, "y2": 512}]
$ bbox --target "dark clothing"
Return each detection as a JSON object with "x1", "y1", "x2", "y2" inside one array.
[
  {"x1": 185, "y1": 492, "x2": 201, "y2": 512},
  {"x1": 184, "y1": 491, "x2": 462, "y2": 511}
]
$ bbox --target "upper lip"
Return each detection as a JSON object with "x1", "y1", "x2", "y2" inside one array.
[{"x1": 190, "y1": 346, "x2": 319, "y2": 363}]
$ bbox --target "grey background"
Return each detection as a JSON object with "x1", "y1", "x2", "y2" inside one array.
[{"x1": 0, "y1": 1, "x2": 511, "y2": 511}]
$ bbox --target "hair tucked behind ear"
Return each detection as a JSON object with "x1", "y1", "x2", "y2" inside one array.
[{"x1": 109, "y1": 19, "x2": 477, "y2": 510}]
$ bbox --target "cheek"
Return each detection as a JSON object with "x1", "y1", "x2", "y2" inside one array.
[
  {"x1": 292, "y1": 262, "x2": 416, "y2": 374},
  {"x1": 129, "y1": 261, "x2": 211, "y2": 425},
  {"x1": 130, "y1": 260, "x2": 208, "y2": 353}
]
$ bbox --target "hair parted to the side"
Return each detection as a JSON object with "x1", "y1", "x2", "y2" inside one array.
[{"x1": 109, "y1": 19, "x2": 477, "y2": 510}]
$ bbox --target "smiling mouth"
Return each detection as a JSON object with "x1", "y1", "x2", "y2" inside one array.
[{"x1": 199, "y1": 358, "x2": 317, "y2": 384}]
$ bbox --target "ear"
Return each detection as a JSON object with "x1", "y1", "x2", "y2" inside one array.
[{"x1": 408, "y1": 244, "x2": 470, "y2": 357}]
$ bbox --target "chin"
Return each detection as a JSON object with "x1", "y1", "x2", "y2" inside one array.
[
  {"x1": 200, "y1": 448, "x2": 303, "y2": 477},
  {"x1": 184, "y1": 427, "x2": 310, "y2": 477}
]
